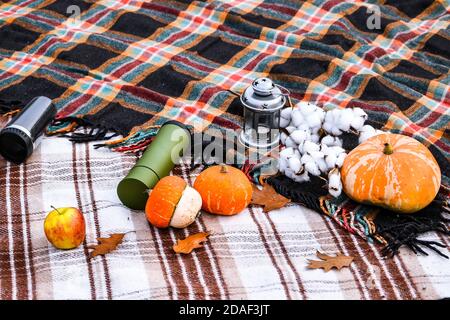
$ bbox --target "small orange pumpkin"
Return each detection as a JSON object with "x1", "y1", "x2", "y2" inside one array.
[
  {"x1": 341, "y1": 133, "x2": 441, "y2": 213},
  {"x1": 146, "y1": 176, "x2": 202, "y2": 228},
  {"x1": 194, "y1": 165, "x2": 253, "y2": 215}
]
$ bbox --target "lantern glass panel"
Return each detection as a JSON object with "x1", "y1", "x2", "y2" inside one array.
[
  {"x1": 239, "y1": 77, "x2": 286, "y2": 149},
  {"x1": 242, "y1": 109, "x2": 281, "y2": 148}
]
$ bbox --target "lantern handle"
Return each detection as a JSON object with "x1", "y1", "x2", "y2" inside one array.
[
  {"x1": 227, "y1": 89, "x2": 241, "y2": 97},
  {"x1": 273, "y1": 84, "x2": 294, "y2": 109},
  {"x1": 274, "y1": 84, "x2": 291, "y2": 97}
]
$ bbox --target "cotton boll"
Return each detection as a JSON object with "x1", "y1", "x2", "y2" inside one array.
[
  {"x1": 301, "y1": 154, "x2": 314, "y2": 165},
  {"x1": 290, "y1": 129, "x2": 309, "y2": 145},
  {"x1": 359, "y1": 129, "x2": 384, "y2": 143},
  {"x1": 335, "y1": 152, "x2": 347, "y2": 168},
  {"x1": 350, "y1": 108, "x2": 368, "y2": 131},
  {"x1": 310, "y1": 133, "x2": 320, "y2": 143},
  {"x1": 299, "y1": 103, "x2": 317, "y2": 117},
  {"x1": 298, "y1": 141, "x2": 305, "y2": 155},
  {"x1": 325, "y1": 153, "x2": 337, "y2": 170},
  {"x1": 288, "y1": 157, "x2": 302, "y2": 173},
  {"x1": 308, "y1": 151, "x2": 326, "y2": 173},
  {"x1": 360, "y1": 124, "x2": 376, "y2": 134},
  {"x1": 280, "y1": 132, "x2": 288, "y2": 145},
  {"x1": 321, "y1": 135, "x2": 334, "y2": 146},
  {"x1": 322, "y1": 122, "x2": 334, "y2": 134},
  {"x1": 350, "y1": 115, "x2": 365, "y2": 131},
  {"x1": 325, "y1": 110, "x2": 335, "y2": 124},
  {"x1": 280, "y1": 108, "x2": 292, "y2": 122},
  {"x1": 295, "y1": 101, "x2": 312, "y2": 109},
  {"x1": 280, "y1": 147, "x2": 295, "y2": 158},
  {"x1": 331, "y1": 126, "x2": 343, "y2": 136},
  {"x1": 336, "y1": 108, "x2": 354, "y2": 132},
  {"x1": 317, "y1": 158, "x2": 328, "y2": 173},
  {"x1": 284, "y1": 168, "x2": 295, "y2": 180},
  {"x1": 329, "y1": 108, "x2": 341, "y2": 122},
  {"x1": 359, "y1": 131, "x2": 373, "y2": 143},
  {"x1": 329, "y1": 146, "x2": 345, "y2": 156},
  {"x1": 309, "y1": 151, "x2": 324, "y2": 160},
  {"x1": 278, "y1": 157, "x2": 288, "y2": 173},
  {"x1": 305, "y1": 113, "x2": 322, "y2": 128},
  {"x1": 329, "y1": 186, "x2": 342, "y2": 198},
  {"x1": 303, "y1": 141, "x2": 320, "y2": 154},
  {"x1": 323, "y1": 109, "x2": 338, "y2": 134},
  {"x1": 316, "y1": 107, "x2": 326, "y2": 122},
  {"x1": 320, "y1": 143, "x2": 329, "y2": 153},
  {"x1": 322, "y1": 145, "x2": 331, "y2": 156},
  {"x1": 353, "y1": 108, "x2": 367, "y2": 120},
  {"x1": 286, "y1": 126, "x2": 296, "y2": 134},
  {"x1": 291, "y1": 109, "x2": 305, "y2": 127},
  {"x1": 280, "y1": 117, "x2": 290, "y2": 128},
  {"x1": 296, "y1": 123, "x2": 310, "y2": 131},
  {"x1": 304, "y1": 161, "x2": 321, "y2": 176},
  {"x1": 285, "y1": 136, "x2": 297, "y2": 148},
  {"x1": 322, "y1": 135, "x2": 342, "y2": 147},
  {"x1": 293, "y1": 170, "x2": 310, "y2": 183},
  {"x1": 328, "y1": 168, "x2": 342, "y2": 197},
  {"x1": 359, "y1": 125, "x2": 376, "y2": 143}
]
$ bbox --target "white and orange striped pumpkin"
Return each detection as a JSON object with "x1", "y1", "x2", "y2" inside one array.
[{"x1": 341, "y1": 133, "x2": 441, "y2": 213}]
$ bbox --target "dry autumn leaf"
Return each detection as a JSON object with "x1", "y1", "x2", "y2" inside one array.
[
  {"x1": 251, "y1": 183, "x2": 290, "y2": 212},
  {"x1": 173, "y1": 232, "x2": 209, "y2": 254},
  {"x1": 88, "y1": 233, "x2": 129, "y2": 258},
  {"x1": 307, "y1": 251, "x2": 354, "y2": 272}
]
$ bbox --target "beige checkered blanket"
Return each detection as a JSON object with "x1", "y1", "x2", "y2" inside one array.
[{"x1": 0, "y1": 129, "x2": 449, "y2": 300}]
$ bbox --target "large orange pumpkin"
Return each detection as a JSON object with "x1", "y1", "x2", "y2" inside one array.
[
  {"x1": 341, "y1": 133, "x2": 441, "y2": 213},
  {"x1": 194, "y1": 165, "x2": 253, "y2": 215}
]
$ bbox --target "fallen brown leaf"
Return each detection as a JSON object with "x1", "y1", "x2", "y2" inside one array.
[
  {"x1": 88, "y1": 233, "x2": 128, "y2": 258},
  {"x1": 173, "y1": 232, "x2": 209, "y2": 254},
  {"x1": 251, "y1": 183, "x2": 290, "y2": 212},
  {"x1": 307, "y1": 251, "x2": 354, "y2": 272}
]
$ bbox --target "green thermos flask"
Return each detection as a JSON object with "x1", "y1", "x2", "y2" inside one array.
[{"x1": 117, "y1": 121, "x2": 191, "y2": 210}]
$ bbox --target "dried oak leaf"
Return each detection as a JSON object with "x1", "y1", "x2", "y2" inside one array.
[
  {"x1": 173, "y1": 232, "x2": 209, "y2": 254},
  {"x1": 88, "y1": 233, "x2": 127, "y2": 258},
  {"x1": 251, "y1": 183, "x2": 290, "y2": 212},
  {"x1": 307, "y1": 251, "x2": 354, "y2": 272}
]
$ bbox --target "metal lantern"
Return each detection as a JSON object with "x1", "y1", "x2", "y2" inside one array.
[{"x1": 239, "y1": 77, "x2": 287, "y2": 149}]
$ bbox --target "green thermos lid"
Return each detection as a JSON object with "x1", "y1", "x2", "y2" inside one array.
[{"x1": 117, "y1": 121, "x2": 191, "y2": 210}]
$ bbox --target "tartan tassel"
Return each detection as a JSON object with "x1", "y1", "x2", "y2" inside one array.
[{"x1": 267, "y1": 174, "x2": 450, "y2": 258}]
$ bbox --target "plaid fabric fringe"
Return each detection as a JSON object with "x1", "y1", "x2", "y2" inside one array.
[{"x1": 266, "y1": 171, "x2": 450, "y2": 258}]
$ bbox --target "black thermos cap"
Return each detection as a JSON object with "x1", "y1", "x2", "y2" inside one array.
[{"x1": 0, "y1": 96, "x2": 57, "y2": 164}]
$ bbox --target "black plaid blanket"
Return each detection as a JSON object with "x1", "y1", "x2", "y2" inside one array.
[{"x1": 0, "y1": 0, "x2": 448, "y2": 256}]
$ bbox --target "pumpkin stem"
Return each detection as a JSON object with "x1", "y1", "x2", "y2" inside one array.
[
  {"x1": 220, "y1": 165, "x2": 228, "y2": 173},
  {"x1": 383, "y1": 143, "x2": 394, "y2": 155}
]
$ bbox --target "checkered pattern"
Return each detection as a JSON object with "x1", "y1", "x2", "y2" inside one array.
[
  {"x1": 0, "y1": 0, "x2": 449, "y2": 299},
  {"x1": 0, "y1": 1, "x2": 448, "y2": 156},
  {"x1": 0, "y1": 132, "x2": 449, "y2": 300}
]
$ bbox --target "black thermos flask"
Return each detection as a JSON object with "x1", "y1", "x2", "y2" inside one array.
[{"x1": 0, "y1": 96, "x2": 57, "y2": 164}]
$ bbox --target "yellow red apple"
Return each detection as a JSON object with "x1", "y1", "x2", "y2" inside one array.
[{"x1": 44, "y1": 206, "x2": 86, "y2": 250}]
